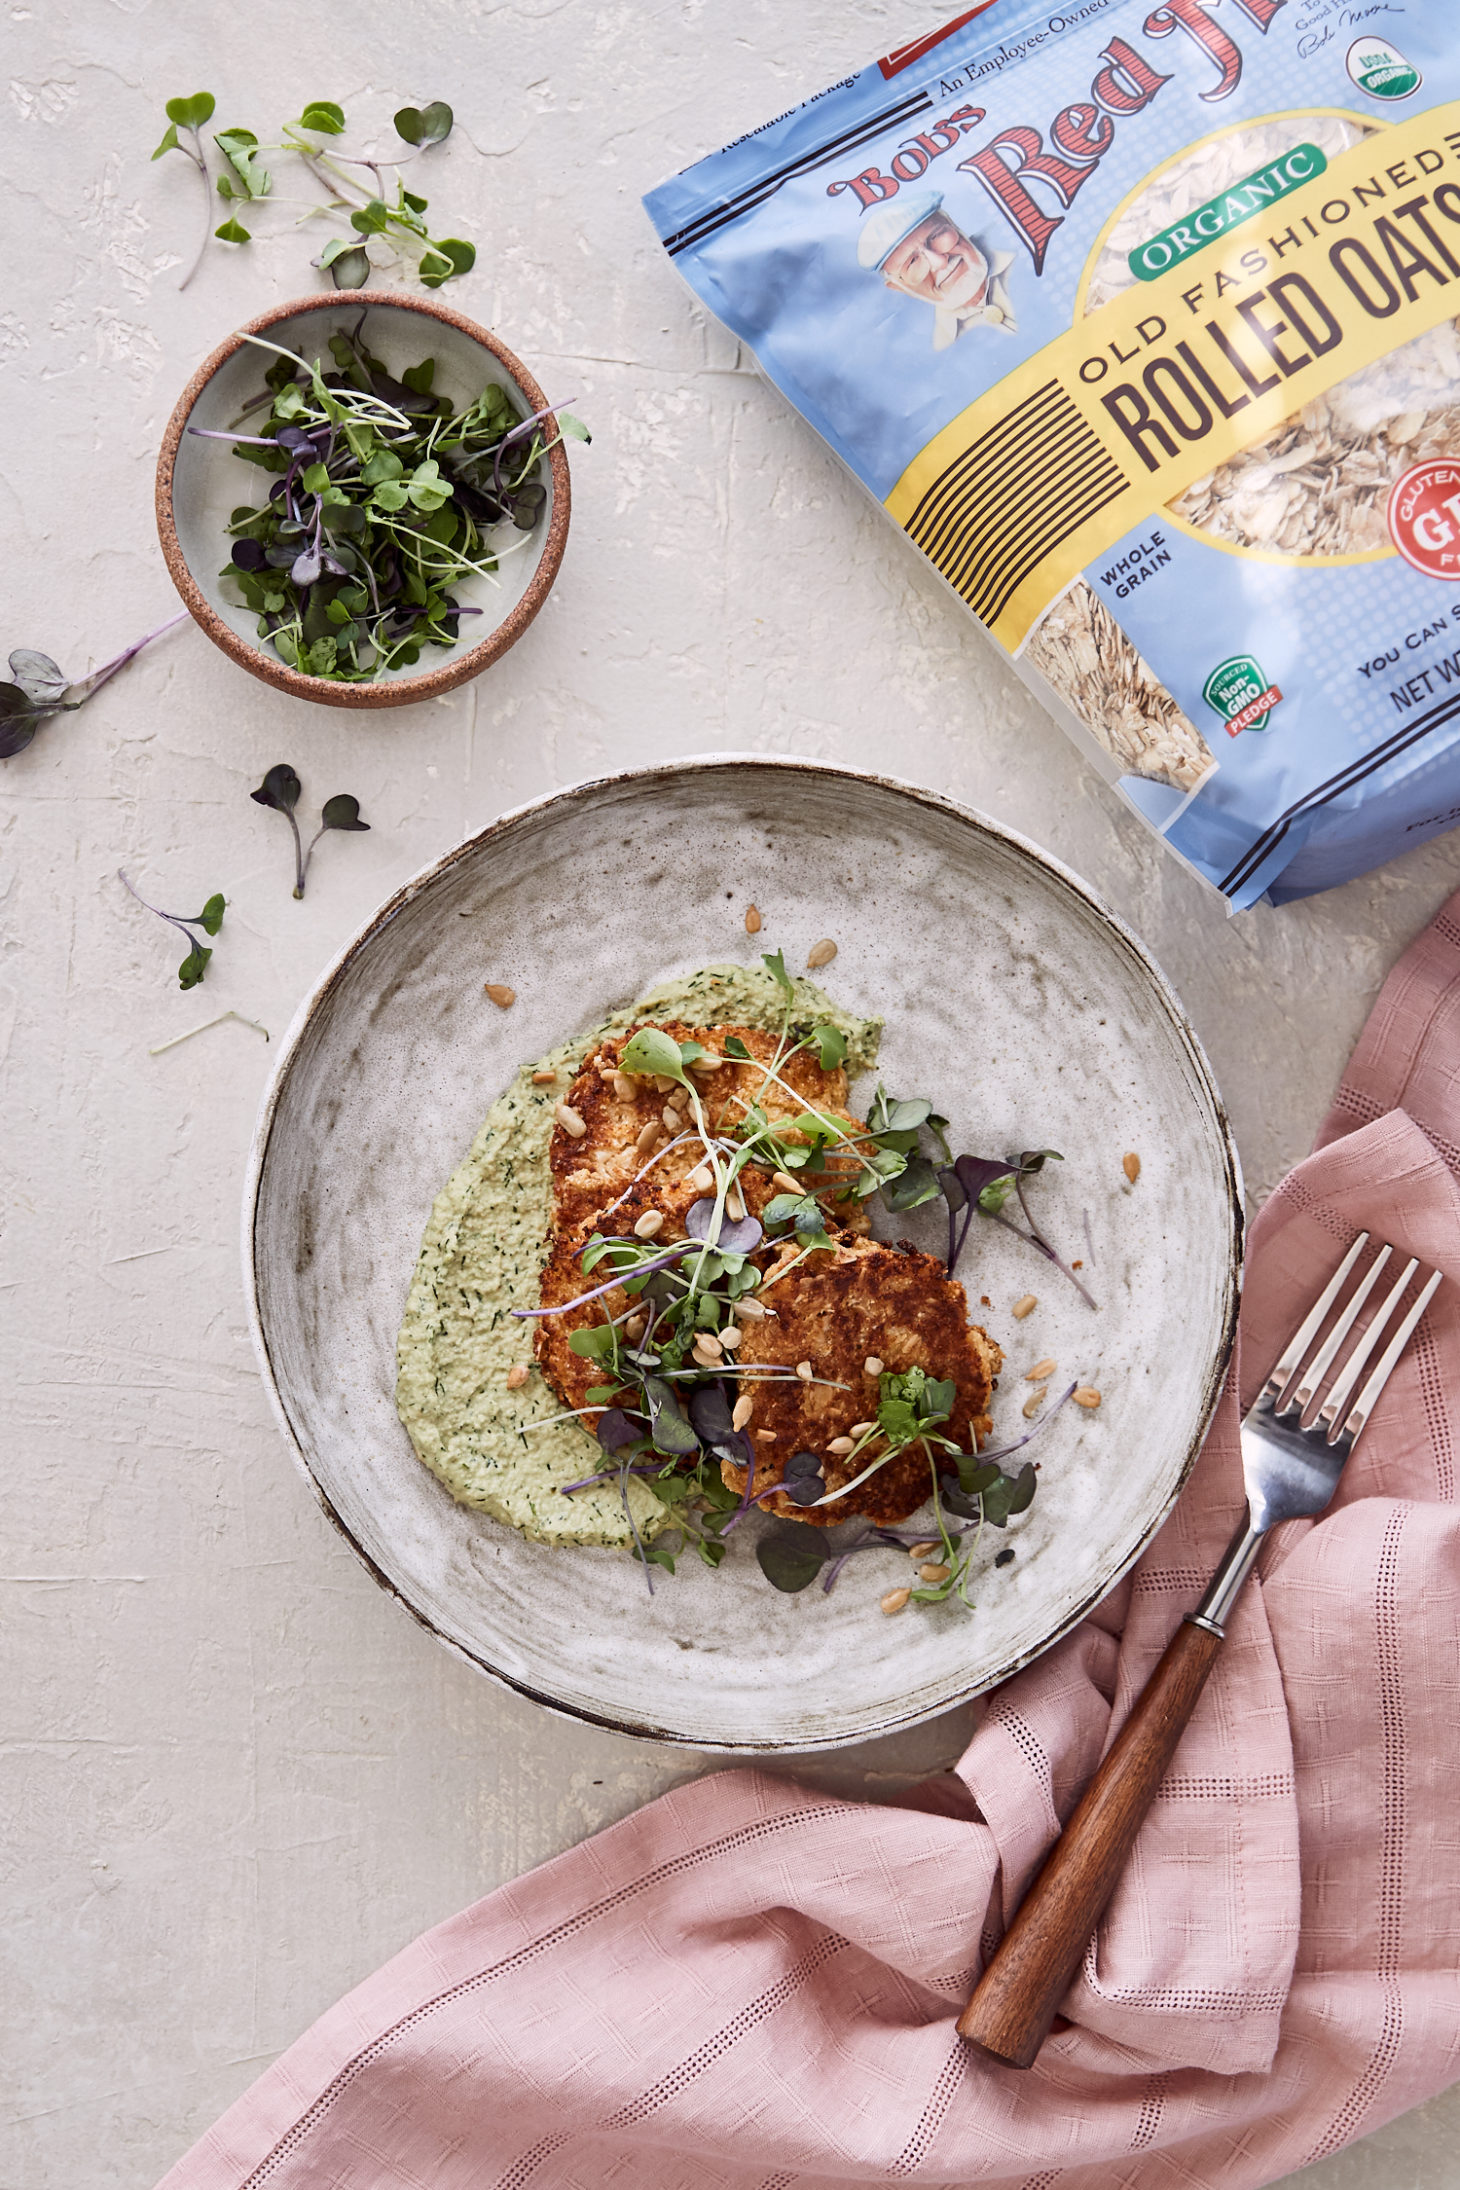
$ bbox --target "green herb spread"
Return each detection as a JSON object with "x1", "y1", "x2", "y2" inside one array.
[{"x1": 395, "y1": 962, "x2": 881, "y2": 1546}]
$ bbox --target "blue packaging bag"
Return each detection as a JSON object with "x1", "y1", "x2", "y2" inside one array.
[{"x1": 645, "y1": 1, "x2": 1460, "y2": 908}]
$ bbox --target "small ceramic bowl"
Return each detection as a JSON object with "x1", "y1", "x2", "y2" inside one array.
[{"x1": 155, "y1": 292, "x2": 571, "y2": 709}]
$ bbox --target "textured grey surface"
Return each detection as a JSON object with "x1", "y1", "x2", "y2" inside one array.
[{"x1": 2, "y1": 2, "x2": 1459, "y2": 2184}]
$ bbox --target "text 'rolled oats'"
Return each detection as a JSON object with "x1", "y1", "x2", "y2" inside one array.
[{"x1": 649, "y1": 5, "x2": 1460, "y2": 909}]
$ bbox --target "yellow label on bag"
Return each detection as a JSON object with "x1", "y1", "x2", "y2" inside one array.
[{"x1": 886, "y1": 102, "x2": 1460, "y2": 652}]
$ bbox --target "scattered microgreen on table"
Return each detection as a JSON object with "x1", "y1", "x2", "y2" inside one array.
[
  {"x1": 119, "y1": 871, "x2": 226, "y2": 990},
  {"x1": 152, "y1": 93, "x2": 219, "y2": 289},
  {"x1": 251, "y1": 764, "x2": 370, "y2": 897},
  {"x1": 152, "y1": 93, "x2": 476, "y2": 291},
  {"x1": 0, "y1": 614, "x2": 190, "y2": 761},
  {"x1": 202, "y1": 316, "x2": 587, "y2": 682}
]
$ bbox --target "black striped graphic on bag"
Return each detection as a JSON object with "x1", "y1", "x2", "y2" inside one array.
[
  {"x1": 661, "y1": 90, "x2": 933, "y2": 258},
  {"x1": 904, "y1": 382, "x2": 1129, "y2": 630}
]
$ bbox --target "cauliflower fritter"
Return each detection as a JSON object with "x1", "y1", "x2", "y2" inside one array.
[
  {"x1": 546, "y1": 1021, "x2": 869, "y2": 1241},
  {"x1": 724, "y1": 1239, "x2": 1002, "y2": 1526}
]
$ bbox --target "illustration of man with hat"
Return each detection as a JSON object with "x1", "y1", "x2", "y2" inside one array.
[{"x1": 858, "y1": 188, "x2": 1016, "y2": 350}]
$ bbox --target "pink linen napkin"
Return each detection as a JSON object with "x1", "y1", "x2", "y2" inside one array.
[{"x1": 159, "y1": 893, "x2": 1460, "y2": 2190}]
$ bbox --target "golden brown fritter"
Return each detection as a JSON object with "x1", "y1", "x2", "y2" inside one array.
[
  {"x1": 724, "y1": 1239, "x2": 1003, "y2": 1526},
  {"x1": 547, "y1": 1021, "x2": 868, "y2": 1242},
  {"x1": 532, "y1": 1224, "x2": 640, "y2": 1418}
]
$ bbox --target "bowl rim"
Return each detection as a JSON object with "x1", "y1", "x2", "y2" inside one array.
[
  {"x1": 155, "y1": 289, "x2": 571, "y2": 710},
  {"x1": 241, "y1": 755, "x2": 1246, "y2": 1750}
]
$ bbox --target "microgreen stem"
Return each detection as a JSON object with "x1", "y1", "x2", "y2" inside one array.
[
  {"x1": 620, "y1": 1455, "x2": 657, "y2": 1596},
  {"x1": 277, "y1": 803, "x2": 306, "y2": 898},
  {"x1": 510, "y1": 1243, "x2": 696, "y2": 1320},
  {"x1": 117, "y1": 869, "x2": 206, "y2": 956},
  {"x1": 1006, "y1": 1173, "x2": 1098, "y2": 1309},
  {"x1": 147, "y1": 1010, "x2": 269, "y2": 1056},
  {"x1": 188, "y1": 428, "x2": 286, "y2": 447},
  {"x1": 70, "y1": 610, "x2": 190, "y2": 703},
  {"x1": 971, "y1": 1381, "x2": 1076, "y2": 1467},
  {"x1": 756, "y1": 1241, "x2": 829, "y2": 1293},
  {"x1": 558, "y1": 1462, "x2": 663, "y2": 1494},
  {"x1": 597, "y1": 1130, "x2": 703, "y2": 1222},
  {"x1": 176, "y1": 124, "x2": 212, "y2": 293}
]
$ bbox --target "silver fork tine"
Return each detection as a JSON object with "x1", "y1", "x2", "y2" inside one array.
[
  {"x1": 1285, "y1": 1242, "x2": 1391, "y2": 1414},
  {"x1": 1315, "y1": 1255, "x2": 1417, "y2": 1433},
  {"x1": 1329, "y1": 1265, "x2": 1443, "y2": 1444},
  {"x1": 1264, "y1": 1231, "x2": 1368, "y2": 1401}
]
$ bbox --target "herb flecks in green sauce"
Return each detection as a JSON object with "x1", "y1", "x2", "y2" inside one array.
[{"x1": 394, "y1": 963, "x2": 882, "y2": 1547}]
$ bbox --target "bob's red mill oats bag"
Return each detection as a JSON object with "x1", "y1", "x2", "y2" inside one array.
[{"x1": 646, "y1": 3, "x2": 1460, "y2": 907}]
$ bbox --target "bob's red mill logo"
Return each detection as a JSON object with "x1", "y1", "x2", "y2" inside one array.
[{"x1": 828, "y1": 0, "x2": 1289, "y2": 274}]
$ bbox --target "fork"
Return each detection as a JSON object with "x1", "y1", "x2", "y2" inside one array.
[{"x1": 958, "y1": 1232, "x2": 1442, "y2": 2070}]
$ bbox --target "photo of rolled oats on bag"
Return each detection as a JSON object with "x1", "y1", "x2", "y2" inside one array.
[{"x1": 648, "y1": 2, "x2": 1460, "y2": 907}]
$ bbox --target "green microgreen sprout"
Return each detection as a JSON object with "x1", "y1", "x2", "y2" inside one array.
[
  {"x1": 152, "y1": 92, "x2": 218, "y2": 287},
  {"x1": 153, "y1": 92, "x2": 477, "y2": 291},
  {"x1": 713, "y1": 954, "x2": 894, "y2": 1209},
  {"x1": 393, "y1": 101, "x2": 454, "y2": 147},
  {"x1": 0, "y1": 614, "x2": 191, "y2": 761},
  {"x1": 212, "y1": 124, "x2": 271, "y2": 249},
  {"x1": 251, "y1": 764, "x2": 370, "y2": 897},
  {"x1": 119, "y1": 870, "x2": 226, "y2": 990},
  {"x1": 765, "y1": 1363, "x2": 1056, "y2": 1610}
]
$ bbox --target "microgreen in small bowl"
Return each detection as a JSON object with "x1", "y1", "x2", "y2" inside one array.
[{"x1": 157, "y1": 294, "x2": 575, "y2": 708}]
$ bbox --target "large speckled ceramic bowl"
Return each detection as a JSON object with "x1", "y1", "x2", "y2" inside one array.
[
  {"x1": 244, "y1": 759, "x2": 1242, "y2": 1751},
  {"x1": 156, "y1": 292, "x2": 570, "y2": 708}
]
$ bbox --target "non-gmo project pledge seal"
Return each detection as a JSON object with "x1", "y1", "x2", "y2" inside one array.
[{"x1": 1388, "y1": 461, "x2": 1460, "y2": 580}]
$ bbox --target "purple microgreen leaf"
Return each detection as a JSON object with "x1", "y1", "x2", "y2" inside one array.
[
  {"x1": 687, "y1": 1382, "x2": 734, "y2": 1447},
  {"x1": 250, "y1": 764, "x2": 306, "y2": 895},
  {"x1": 955, "y1": 1153, "x2": 1018, "y2": 1207},
  {"x1": 8, "y1": 650, "x2": 68, "y2": 703},
  {"x1": 684, "y1": 1197, "x2": 763, "y2": 1254},
  {"x1": 595, "y1": 1407, "x2": 642, "y2": 1453},
  {"x1": 251, "y1": 763, "x2": 301, "y2": 813},
  {"x1": 755, "y1": 1521, "x2": 827, "y2": 1594},
  {"x1": 0, "y1": 689, "x2": 43, "y2": 757}
]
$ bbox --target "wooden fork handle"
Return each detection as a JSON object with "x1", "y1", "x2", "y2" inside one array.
[{"x1": 957, "y1": 1616, "x2": 1223, "y2": 2068}]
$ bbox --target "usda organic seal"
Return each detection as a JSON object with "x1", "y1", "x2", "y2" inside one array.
[{"x1": 1347, "y1": 37, "x2": 1422, "y2": 100}]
